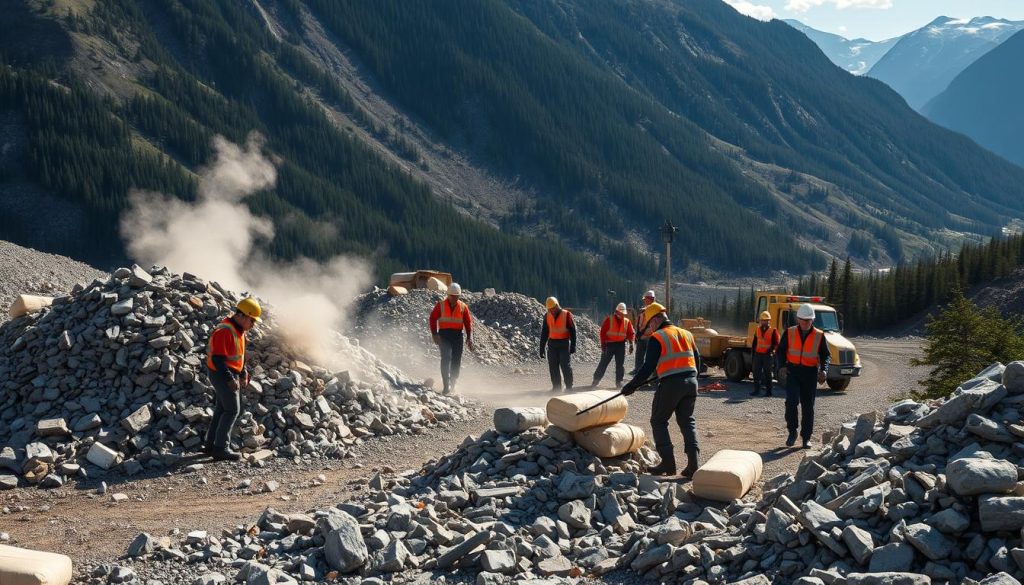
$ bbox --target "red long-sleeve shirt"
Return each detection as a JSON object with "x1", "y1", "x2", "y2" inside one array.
[
  {"x1": 428, "y1": 299, "x2": 473, "y2": 336},
  {"x1": 600, "y1": 315, "x2": 635, "y2": 345}
]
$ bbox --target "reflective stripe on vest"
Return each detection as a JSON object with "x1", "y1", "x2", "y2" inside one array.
[
  {"x1": 206, "y1": 319, "x2": 245, "y2": 373},
  {"x1": 755, "y1": 326, "x2": 777, "y2": 354},
  {"x1": 547, "y1": 311, "x2": 571, "y2": 340},
  {"x1": 606, "y1": 316, "x2": 629, "y2": 341},
  {"x1": 654, "y1": 326, "x2": 697, "y2": 378},
  {"x1": 786, "y1": 326, "x2": 822, "y2": 367},
  {"x1": 437, "y1": 300, "x2": 467, "y2": 331}
]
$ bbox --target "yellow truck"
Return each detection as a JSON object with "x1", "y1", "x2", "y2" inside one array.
[{"x1": 689, "y1": 292, "x2": 862, "y2": 391}]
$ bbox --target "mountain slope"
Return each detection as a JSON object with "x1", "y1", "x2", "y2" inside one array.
[
  {"x1": 2, "y1": 0, "x2": 1024, "y2": 295},
  {"x1": 784, "y1": 20, "x2": 899, "y2": 75},
  {"x1": 925, "y1": 29, "x2": 1024, "y2": 168},
  {"x1": 868, "y1": 16, "x2": 1024, "y2": 110}
]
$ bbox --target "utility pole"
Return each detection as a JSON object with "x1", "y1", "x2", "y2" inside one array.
[{"x1": 660, "y1": 220, "x2": 678, "y2": 315}]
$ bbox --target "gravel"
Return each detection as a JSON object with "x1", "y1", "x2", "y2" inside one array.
[{"x1": 0, "y1": 240, "x2": 107, "y2": 323}]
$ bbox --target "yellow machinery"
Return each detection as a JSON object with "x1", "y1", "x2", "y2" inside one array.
[{"x1": 689, "y1": 292, "x2": 861, "y2": 391}]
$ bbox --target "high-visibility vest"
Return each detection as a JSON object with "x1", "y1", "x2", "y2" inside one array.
[
  {"x1": 785, "y1": 326, "x2": 822, "y2": 367},
  {"x1": 653, "y1": 326, "x2": 697, "y2": 378},
  {"x1": 437, "y1": 300, "x2": 468, "y2": 331},
  {"x1": 206, "y1": 318, "x2": 245, "y2": 373},
  {"x1": 606, "y1": 316, "x2": 629, "y2": 342},
  {"x1": 547, "y1": 310, "x2": 571, "y2": 340},
  {"x1": 755, "y1": 326, "x2": 777, "y2": 354}
]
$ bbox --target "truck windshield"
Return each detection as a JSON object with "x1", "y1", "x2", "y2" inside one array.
[{"x1": 816, "y1": 311, "x2": 840, "y2": 332}]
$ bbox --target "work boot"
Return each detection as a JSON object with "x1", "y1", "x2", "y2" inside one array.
[
  {"x1": 802, "y1": 439, "x2": 813, "y2": 449},
  {"x1": 551, "y1": 386, "x2": 561, "y2": 393},
  {"x1": 211, "y1": 448, "x2": 242, "y2": 462},
  {"x1": 680, "y1": 449, "x2": 700, "y2": 478},
  {"x1": 648, "y1": 446, "x2": 676, "y2": 476},
  {"x1": 442, "y1": 386, "x2": 451, "y2": 395},
  {"x1": 589, "y1": 380, "x2": 599, "y2": 389},
  {"x1": 786, "y1": 432, "x2": 797, "y2": 447}
]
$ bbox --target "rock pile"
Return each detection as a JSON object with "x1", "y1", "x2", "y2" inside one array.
[
  {"x1": 0, "y1": 266, "x2": 472, "y2": 491},
  {"x1": 93, "y1": 362, "x2": 1024, "y2": 585},
  {"x1": 351, "y1": 289, "x2": 602, "y2": 375}
]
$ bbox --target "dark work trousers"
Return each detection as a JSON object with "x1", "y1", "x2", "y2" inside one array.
[
  {"x1": 438, "y1": 330, "x2": 465, "y2": 392},
  {"x1": 205, "y1": 368, "x2": 240, "y2": 450},
  {"x1": 592, "y1": 342, "x2": 627, "y2": 387},
  {"x1": 547, "y1": 339, "x2": 573, "y2": 390},
  {"x1": 633, "y1": 338, "x2": 649, "y2": 372},
  {"x1": 752, "y1": 352, "x2": 774, "y2": 393},
  {"x1": 650, "y1": 373, "x2": 699, "y2": 462},
  {"x1": 785, "y1": 366, "x2": 818, "y2": 441}
]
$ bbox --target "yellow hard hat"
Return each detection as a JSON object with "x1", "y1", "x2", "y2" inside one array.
[
  {"x1": 545, "y1": 297, "x2": 560, "y2": 310},
  {"x1": 644, "y1": 302, "x2": 666, "y2": 321},
  {"x1": 760, "y1": 311, "x2": 771, "y2": 321},
  {"x1": 236, "y1": 298, "x2": 262, "y2": 322}
]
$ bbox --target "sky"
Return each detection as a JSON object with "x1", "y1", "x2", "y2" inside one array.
[{"x1": 723, "y1": 0, "x2": 1024, "y2": 40}]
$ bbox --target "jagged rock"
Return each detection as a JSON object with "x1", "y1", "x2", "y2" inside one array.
[
  {"x1": 946, "y1": 458, "x2": 1019, "y2": 496},
  {"x1": 846, "y1": 573, "x2": 931, "y2": 585},
  {"x1": 904, "y1": 523, "x2": 954, "y2": 561},
  {"x1": 980, "y1": 496, "x2": 1024, "y2": 532},
  {"x1": 324, "y1": 511, "x2": 368, "y2": 573}
]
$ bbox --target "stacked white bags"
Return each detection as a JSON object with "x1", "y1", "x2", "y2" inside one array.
[{"x1": 546, "y1": 390, "x2": 646, "y2": 457}]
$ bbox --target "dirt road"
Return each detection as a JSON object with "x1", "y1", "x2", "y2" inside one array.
[{"x1": 0, "y1": 337, "x2": 926, "y2": 566}]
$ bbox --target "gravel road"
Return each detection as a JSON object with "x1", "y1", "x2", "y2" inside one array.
[{"x1": 0, "y1": 337, "x2": 926, "y2": 567}]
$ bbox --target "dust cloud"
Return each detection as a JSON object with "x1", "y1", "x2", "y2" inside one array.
[{"x1": 120, "y1": 133, "x2": 374, "y2": 367}]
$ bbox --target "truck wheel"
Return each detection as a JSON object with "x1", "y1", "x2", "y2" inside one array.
[
  {"x1": 724, "y1": 351, "x2": 749, "y2": 382},
  {"x1": 826, "y1": 378, "x2": 851, "y2": 392}
]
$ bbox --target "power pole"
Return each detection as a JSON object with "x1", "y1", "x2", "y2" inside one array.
[{"x1": 660, "y1": 220, "x2": 678, "y2": 315}]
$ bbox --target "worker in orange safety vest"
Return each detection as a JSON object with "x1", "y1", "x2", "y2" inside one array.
[
  {"x1": 204, "y1": 298, "x2": 261, "y2": 461},
  {"x1": 428, "y1": 283, "x2": 474, "y2": 394},
  {"x1": 621, "y1": 309, "x2": 703, "y2": 477},
  {"x1": 539, "y1": 297, "x2": 576, "y2": 392},
  {"x1": 775, "y1": 303, "x2": 831, "y2": 449},
  {"x1": 750, "y1": 310, "x2": 780, "y2": 397}
]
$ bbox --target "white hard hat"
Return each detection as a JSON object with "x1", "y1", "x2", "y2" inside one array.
[
  {"x1": 797, "y1": 303, "x2": 815, "y2": 320},
  {"x1": 448, "y1": 283, "x2": 462, "y2": 296},
  {"x1": 644, "y1": 290, "x2": 656, "y2": 299},
  {"x1": 616, "y1": 302, "x2": 627, "y2": 314}
]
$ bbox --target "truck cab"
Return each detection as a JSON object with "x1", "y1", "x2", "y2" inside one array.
[{"x1": 746, "y1": 293, "x2": 862, "y2": 391}]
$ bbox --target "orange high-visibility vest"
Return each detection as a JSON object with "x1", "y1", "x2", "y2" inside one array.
[
  {"x1": 755, "y1": 326, "x2": 777, "y2": 354},
  {"x1": 206, "y1": 318, "x2": 245, "y2": 373},
  {"x1": 653, "y1": 326, "x2": 697, "y2": 378},
  {"x1": 786, "y1": 326, "x2": 822, "y2": 367},
  {"x1": 606, "y1": 316, "x2": 629, "y2": 342},
  {"x1": 547, "y1": 311, "x2": 571, "y2": 340},
  {"x1": 437, "y1": 300, "x2": 468, "y2": 331}
]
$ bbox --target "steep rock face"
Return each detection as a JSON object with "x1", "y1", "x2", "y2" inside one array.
[
  {"x1": 925, "y1": 29, "x2": 1024, "y2": 168},
  {"x1": 867, "y1": 16, "x2": 1024, "y2": 110}
]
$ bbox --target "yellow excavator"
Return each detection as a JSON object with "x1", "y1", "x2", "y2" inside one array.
[{"x1": 687, "y1": 292, "x2": 861, "y2": 391}]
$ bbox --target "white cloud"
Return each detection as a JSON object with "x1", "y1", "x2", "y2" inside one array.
[
  {"x1": 786, "y1": 0, "x2": 893, "y2": 13},
  {"x1": 723, "y1": 0, "x2": 776, "y2": 21},
  {"x1": 838, "y1": 25, "x2": 848, "y2": 33}
]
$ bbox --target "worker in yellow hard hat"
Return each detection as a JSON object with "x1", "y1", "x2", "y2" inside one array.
[
  {"x1": 540, "y1": 296, "x2": 577, "y2": 392},
  {"x1": 628, "y1": 290, "x2": 658, "y2": 376},
  {"x1": 750, "y1": 310, "x2": 779, "y2": 397},
  {"x1": 203, "y1": 298, "x2": 261, "y2": 461}
]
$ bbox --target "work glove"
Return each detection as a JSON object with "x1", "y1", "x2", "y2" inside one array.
[
  {"x1": 228, "y1": 376, "x2": 240, "y2": 392},
  {"x1": 601, "y1": 343, "x2": 607, "y2": 353},
  {"x1": 621, "y1": 381, "x2": 638, "y2": 396},
  {"x1": 539, "y1": 348, "x2": 546, "y2": 359},
  {"x1": 818, "y1": 370, "x2": 827, "y2": 385},
  {"x1": 241, "y1": 371, "x2": 250, "y2": 389},
  {"x1": 432, "y1": 334, "x2": 441, "y2": 346},
  {"x1": 467, "y1": 339, "x2": 474, "y2": 352},
  {"x1": 570, "y1": 344, "x2": 577, "y2": 355}
]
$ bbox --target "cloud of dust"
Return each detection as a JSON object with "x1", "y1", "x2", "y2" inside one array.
[{"x1": 120, "y1": 133, "x2": 374, "y2": 367}]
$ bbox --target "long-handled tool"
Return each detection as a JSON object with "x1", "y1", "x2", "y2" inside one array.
[{"x1": 576, "y1": 376, "x2": 656, "y2": 416}]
